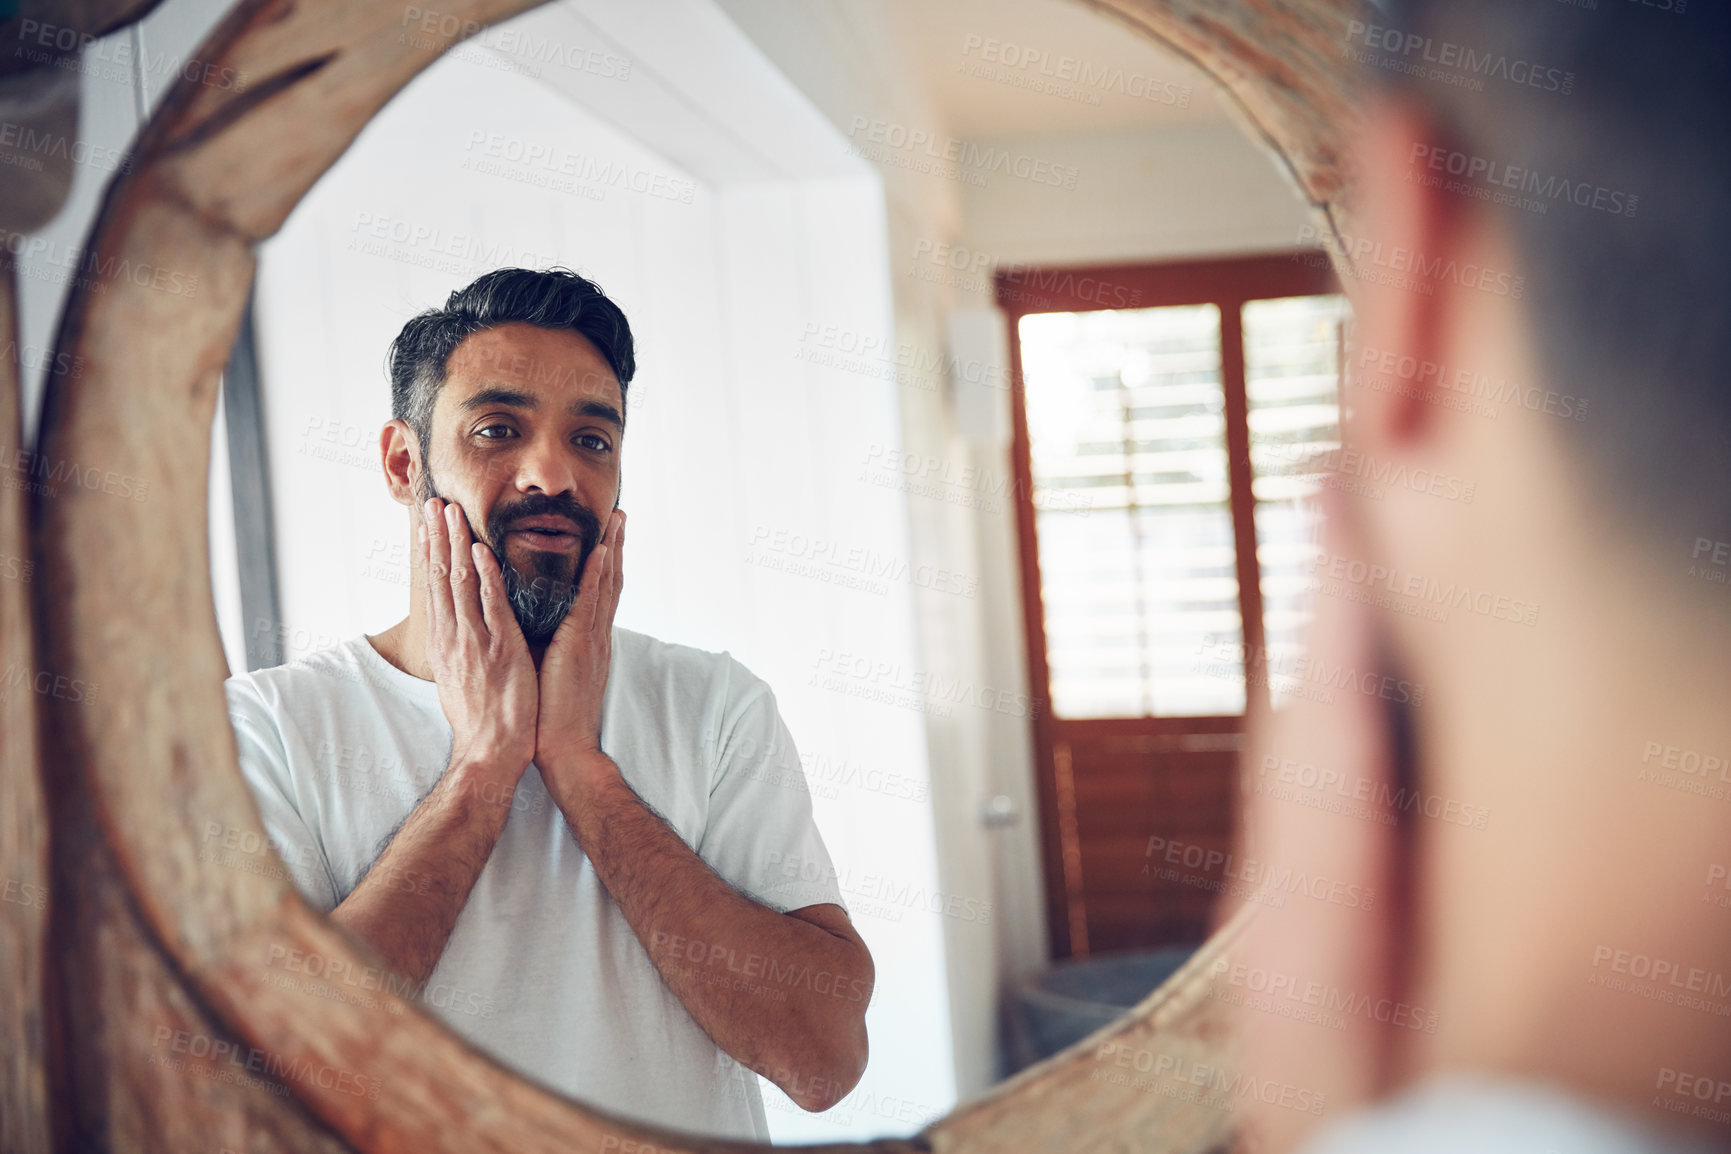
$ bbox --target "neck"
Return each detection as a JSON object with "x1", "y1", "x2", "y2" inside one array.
[
  {"x1": 369, "y1": 599, "x2": 552, "y2": 680},
  {"x1": 1402, "y1": 535, "x2": 1731, "y2": 1133}
]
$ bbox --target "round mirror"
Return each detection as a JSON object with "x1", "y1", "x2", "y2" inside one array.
[{"x1": 17, "y1": 0, "x2": 1362, "y2": 1150}]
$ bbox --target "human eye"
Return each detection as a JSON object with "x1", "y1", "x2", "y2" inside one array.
[
  {"x1": 476, "y1": 423, "x2": 518, "y2": 440},
  {"x1": 576, "y1": 432, "x2": 612, "y2": 453}
]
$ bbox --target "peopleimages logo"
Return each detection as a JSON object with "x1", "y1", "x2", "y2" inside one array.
[
  {"x1": 1255, "y1": 440, "x2": 1477, "y2": 504},
  {"x1": 846, "y1": 117, "x2": 1079, "y2": 189},
  {"x1": 808, "y1": 647, "x2": 1039, "y2": 720},
  {"x1": 1, "y1": 876, "x2": 46, "y2": 911},
  {"x1": 746, "y1": 524, "x2": 978, "y2": 598},
  {"x1": 0, "y1": 661, "x2": 97, "y2": 705},
  {"x1": 796, "y1": 320, "x2": 1013, "y2": 394},
  {"x1": 957, "y1": 34, "x2": 1191, "y2": 108},
  {"x1": 1352, "y1": 342, "x2": 1589, "y2": 423},
  {"x1": 346, "y1": 210, "x2": 567, "y2": 271},
  {"x1": 1408, "y1": 143, "x2": 1638, "y2": 218},
  {"x1": 1090, "y1": 1042, "x2": 1327, "y2": 1116},
  {"x1": 1258, "y1": 755, "x2": 1492, "y2": 831},
  {"x1": 14, "y1": 18, "x2": 249, "y2": 93},
  {"x1": 1590, "y1": 946, "x2": 1731, "y2": 1004},
  {"x1": 461, "y1": 133, "x2": 697, "y2": 204},
  {"x1": 766, "y1": 851, "x2": 994, "y2": 925},
  {"x1": 1655, "y1": 1067, "x2": 1731, "y2": 1123},
  {"x1": 0, "y1": 121, "x2": 131, "y2": 175},
  {"x1": 1209, "y1": 958, "x2": 1441, "y2": 1033},
  {"x1": 1195, "y1": 635, "x2": 1426, "y2": 708},
  {"x1": 909, "y1": 239, "x2": 1147, "y2": 310},
  {"x1": 650, "y1": 930, "x2": 870, "y2": 1003},
  {"x1": 149, "y1": 1026, "x2": 381, "y2": 1100},
  {"x1": 1295, "y1": 222, "x2": 1525, "y2": 299},
  {"x1": 1341, "y1": 18, "x2": 1575, "y2": 95},
  {"x1": 398, "y1": 6, "x2": 631, "y2": 79},
  {"x1": 1304, "y1": 549, "x2": 1539, "y2": 629},
  {"x1": 995, "y1": 261, "x2": 1145, "y2": 310},
  {"x1": 1143, "y1": 833, "x2": 1376, "y2": 910},
  {"x1": 0, "y1": 227, "x2": 199, "y2": 299}
]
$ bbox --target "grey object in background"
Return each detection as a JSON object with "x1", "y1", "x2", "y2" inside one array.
[
  {"x1": 222, "y1": 291, "x2": 282, "y2": 673},
  {"x1": 1004, "y1": 945, "x2": 1198, "y2": 1073}
]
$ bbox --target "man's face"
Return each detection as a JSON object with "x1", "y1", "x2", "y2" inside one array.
[{"x1": 411, "y1": 322, "x2": 624, "y2": 644}]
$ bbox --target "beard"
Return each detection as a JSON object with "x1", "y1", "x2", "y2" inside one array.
[{"x1": 414, "y1": 467, "x2": 603, "y2": 645}]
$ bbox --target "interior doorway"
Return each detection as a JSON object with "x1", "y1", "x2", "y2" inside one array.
[{"x1": 998, "y1": 253, "x2": 1347, "y2": 958}]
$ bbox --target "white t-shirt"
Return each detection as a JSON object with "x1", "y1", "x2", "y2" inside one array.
[
  {"x1": 1295, "y1": 1075, "x2": 1723, "y2": 1154},
  {"x1": 222, "y1": 627, "x2": 847, "y2": 1141}
]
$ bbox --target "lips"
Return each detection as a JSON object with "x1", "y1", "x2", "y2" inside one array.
[
  {"x1": 502, "y1": 514, "x2": 581, "y2": 552},
  {"x1": 507, "y1": 532, "x2": 579, "y2": 553},
  {"x1": 509, "y1": 514, "x2": 582, "y2": 535}
]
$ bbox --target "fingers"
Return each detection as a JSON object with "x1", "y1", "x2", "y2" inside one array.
[
  {"x1": 610, "y1": 510, "x2": 625, "y2": 613},
  {"x1": 568, "y1": 510, "x2": 618, "y2": 633},
  {"x1": 1234, "y1": 482, "x2": 1403, "y2": 1141},
  {"x1": 470, "y1": 540, "x2": 520, "y2": 644},
  {"x1": 419, "y1": 523, "x2": 432, "y2": 638},
  {"x1": 578, "y1": 542, "x2": 609, "y2": 630},
  {"x1": 422, "y1": 498, "x2": 455, "y2": 642},
  {"x1": 444, "y1": 501, "x2": 487, "y2": 640},
  {"x1": 594, "y1": 509, "x2": 625, "y2": 627}
]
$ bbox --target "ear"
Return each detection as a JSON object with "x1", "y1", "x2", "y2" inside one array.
[
  {"x1": 380, "y1": 419, "x2": 422, "y2": 508},
  {"x1": 1348, "y1": 94, "x2": 1469, "y2": 451}
]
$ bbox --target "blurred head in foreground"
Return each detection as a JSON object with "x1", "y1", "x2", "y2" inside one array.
[{"x1": 1233, "y1": 2, "x2": 1731, "y2": 1151}]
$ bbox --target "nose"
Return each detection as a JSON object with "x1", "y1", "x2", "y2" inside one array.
[{"x1": 508, "y1": 429, "x2": 580, "y2": 497}]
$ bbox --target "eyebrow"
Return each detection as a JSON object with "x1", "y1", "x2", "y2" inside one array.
[{"x1": 458, "y1": 385, "x2": 624, "y2": 430}]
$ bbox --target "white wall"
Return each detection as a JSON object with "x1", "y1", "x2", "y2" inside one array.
[
  {"x1": 953, "y1": 122, "x2": 1315, "y2": 276},
  {"x1": 714, "y1": 0, "x2": 1039, "y2": 1101}
]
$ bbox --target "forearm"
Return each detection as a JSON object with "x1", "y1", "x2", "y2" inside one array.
[
  {"x1": 330, "y1": 758, "x2": 518, "y2": 987},
  {"x1": 545, "y1": 751, "x2": 871, "y2": 1111}
]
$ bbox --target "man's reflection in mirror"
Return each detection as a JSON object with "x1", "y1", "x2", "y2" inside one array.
[{"x1": 224, "y1": 268, "x2": 873, "y2": 1140}]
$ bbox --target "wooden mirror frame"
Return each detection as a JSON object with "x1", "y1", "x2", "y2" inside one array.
[{"x1": 0, "y1": 0, "x2": 1362, "y2": 1150}]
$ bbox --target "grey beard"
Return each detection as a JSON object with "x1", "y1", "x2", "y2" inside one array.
[{"x1": 499, "y1": 563, "x2": 580, "y2": 645}]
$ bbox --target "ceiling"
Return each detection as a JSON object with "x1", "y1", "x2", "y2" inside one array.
[{"x1": 880, "y1": 0, "x2": 1235, "y2": 139}]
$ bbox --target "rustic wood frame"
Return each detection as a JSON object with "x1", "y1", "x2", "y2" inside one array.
[{"x1": 0, "y1": 0, "x2": 1363, "y2": 1150}]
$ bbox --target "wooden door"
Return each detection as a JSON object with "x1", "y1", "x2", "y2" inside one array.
[{"x1": 998, "y1": 255, "x2": 1345, "y2": 959}]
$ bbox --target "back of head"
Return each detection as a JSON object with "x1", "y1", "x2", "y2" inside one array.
[
  {"x1": 1236, "y1": 7, "x2": 1731, "y2": 1152},
  {"x1": 1373, "y1": 0, "x2": 1731, "y2": 547}
]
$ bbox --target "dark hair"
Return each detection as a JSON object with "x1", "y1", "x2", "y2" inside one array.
[
  {"x1": 386, "y1": 267, "x2": 636, "y2": 454},
  {"x1": 1371, "y1": 0, "x2": 1731, "y2": 544}
]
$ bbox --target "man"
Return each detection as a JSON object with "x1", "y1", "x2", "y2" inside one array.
[
  {"x1": 224, "y1": 267, "x2": 872, "y2": 1140},
  {"x1": 1229, "y1": 2, "x2": 1731, "y2": 1152}
]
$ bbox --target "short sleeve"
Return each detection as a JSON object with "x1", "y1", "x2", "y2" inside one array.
[
  {"x1": 222, "y1": 679, "x2": 341, "y2": 913},
  {"x1": 697, "y1": 662, "x2": 848, "y2": 917}
]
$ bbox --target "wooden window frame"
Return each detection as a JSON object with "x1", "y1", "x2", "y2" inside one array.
[{"x1": 996, "y1": 251, "x2": 1341, "y2": 959}]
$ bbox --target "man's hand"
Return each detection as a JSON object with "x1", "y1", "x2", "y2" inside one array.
[
  {"x1": 530, "y1": 507, "x2": 871, "y2": 1107},
  {"x1": 328, "y1": 499, "x2": 542, "y2": 985},
  {"x1": 536, "y1": 508, "x2": 624, "y2": 769},
  {"x1": 422, "y1": 496, "x2": 538, "y2": 779}
]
